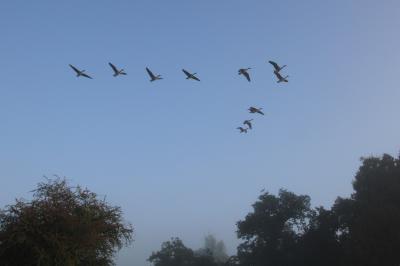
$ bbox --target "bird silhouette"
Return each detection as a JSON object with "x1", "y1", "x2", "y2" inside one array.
[
  {"x1": 238, "y1": 68, "x2": 251, "y2": 82},
  {"x1": 182, "y1": 69, "x2": 200, "y2": 81},
  {"x1": 248, "y1": 107, "x2": 264, "y2": 115},
  {"x1": 237, "y1": 127, "x2": 248, "y2": 133},
  {"x1": 69, "y1": 64, "x2": 93, "y2": 79},
  {"x1": 109, "y1": 63, "x2": 127, "y2": 77},
  {"x1": 268, "y1": 60, "x2": 286, "y2": 72},
  {"x1": 146, "y1": 67, "x2": 162, "y2": 82}
]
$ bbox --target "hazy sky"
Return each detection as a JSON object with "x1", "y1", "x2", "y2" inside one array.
[{"x1": 1, "y1": 1, "x2": 400, "y2": 265}]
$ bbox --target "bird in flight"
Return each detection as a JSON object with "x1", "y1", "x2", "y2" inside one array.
[
  {"x1": 146, "y1": 67, "x2": 162, "y2": 82},
  {"x1": 274, "y1": 70, "x2": 289, "y2": 83},
  {"x1": 237, "y1": 127, "x2": 248, "y2": 133},
  {"x1": 69, "y1": 64, "x2": 93, "y2": 79},
  {"x1": 109, "y1": 62, "x2": 127, "y2": 77},
  {"x1": 243, "y1": 119, "x2": 253, "y2": 129},
  {"x1": 238, "y1": 68, "x2": 251, "y2": 82},
  {"x1": 268, "y1": 60, "x2": 286, "y2": 72},
  {"x1": 182, "y1": 69, "x2": 200, "y2": 81},
  {"x1": 248, "y1": 107, "x2": 264, "y2": 115}
]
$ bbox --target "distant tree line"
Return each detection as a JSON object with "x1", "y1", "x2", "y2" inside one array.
[
  {"x1": 149, "y1": 153, "x2": 400, "y2": 266},
  {"x1": 0, "y1": 153, "x2": 399, "y2": 265}
]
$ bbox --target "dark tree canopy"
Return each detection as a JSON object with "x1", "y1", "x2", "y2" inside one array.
[
  {"x1": 0, "y1": 178, "x2": 133, "y2": 266},
  {"x1": 295, "y1": 206, "x2": 344, "y2": 266},
  {"x1": 333, "y1": 154, "x2": 400, "y2": 266},
  {"x1": 236, "y1": 189, "x2": 312, "y2": 266},
  {"x1": 233, "y1": 153, "x2": 400, "y2": 266}
]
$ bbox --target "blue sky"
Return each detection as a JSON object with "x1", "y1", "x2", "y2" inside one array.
[{"x1": 1, "y1": 1, "x2": 400, "y2": 265}]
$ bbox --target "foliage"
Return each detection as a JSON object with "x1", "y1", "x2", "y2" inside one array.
[
  {"x1": 196, "y1": 234, "x2": 229, "y2": 263},
  {"x1": 236, "y1": 189, "x2": 312, "y2": 266},
  {"x1": 295, "y1": 206, "x2": 344, "y2": 266},
  {"x1": 334, "y1": 154, "x2": 400, "y2": 266},
  {"x1": 148, "y1": 237, "x2": 221, "y2": 266},
  {"x1": 233, "y1": 153, "x2": 400, "y2": 266},
  {"x1": 0, "y1": 178, "x2": 133, "y2": 266}
]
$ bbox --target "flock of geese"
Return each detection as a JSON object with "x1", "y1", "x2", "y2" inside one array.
[
  {"x1": 68, "y1": 63, "x2": 200, "y2": 82},
  {"x1": 236, "y1": 61, "x2": 288, "y2": 134},
  {"x1": 68, "y1": 61, "x2": 289, "y2": 134}
]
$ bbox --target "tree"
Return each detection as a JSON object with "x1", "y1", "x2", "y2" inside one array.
[
  {"x1": 295, "y1": 207, "x2": 344, "y2": 266},
  {"x1": 236, "y1": 189, "x2": 312, "y2": 266},
  {"x1": 333, "y1": 154, "x2": 400, "y2": 266},
  {"x1": 196, "y1": 234, "x2": 228, "y2": 263},
  {"x1": 148, "y1": 237, "x2": 219, "y2": 266},
  {"x1": 0, "y1": 178, "x2": 133, "y2": 266}
]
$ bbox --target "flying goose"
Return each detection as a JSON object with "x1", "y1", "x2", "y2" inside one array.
[
  {"x1": 69, "y1": 64, "x2": 93, "y2": 79},
  {"x1": 268, "y1": 60, "x2": 286, "y2": 72},
  {"x1": 243, "y1": 119, "x2": 253, "y2": 129},
  {"x1": 248, "y1": 107, "x2": 264, "y2": 115},
  {"x1": 146, "y1": 67, "x2": 162, "y2": 82},
  {"x1": 238, "y1": 68, "x2": 251, "y2": 82},
  {"x1": 109, "y1": 62, "x2": 127, "y2": 77},
  {"x1": 237, "y1": 127, "x2": 248, "y2": 133},
  {"x1": 274, "y1": 70, "x2": 289, "y2": 83},
  {"x1": 182, "y1": 69, "x2": 200, "y2": 81}
]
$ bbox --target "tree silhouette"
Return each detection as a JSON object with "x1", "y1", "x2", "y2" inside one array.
[
  {"x1": 295, "y1": 207, "x2": 344, "y2": 266},
  {"x1": 234, "y1": 153, "x2": 400, "y2": 266},
  {"x1": 0, "y1": 178, "x2": 133, "y2": 266},
  {"x1": 333, "y1": 154, "x2": 400, "y2": 266},
  {"x1": 236, "y1": 189, "x2": 312, "y2": 266}
]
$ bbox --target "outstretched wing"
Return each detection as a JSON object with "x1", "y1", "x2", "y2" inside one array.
[
  {"x1": 146, "y1": 67, "x2": 156, "y2": 79},
  {"x1": 109, "y1": 62, "x2": 118, "y2": 74},
  {"x1": 244, "y1": 120, "x2": 252, "y2": 129},
  {"x1": 269, "y1": 61, "x2": 280, "y2": 71},
  {"x1": 69, "y1": 64, "x2": 81, "y2": 74},
  {"x1": 243, "y1": 71, "x2": 250, "y2": 82},
  {"x1": 81, "y1": 73, "x2": 93, "y2": 79},
  {"x1": 192, "y1": 75, "x2": 200, "y2": 81},
  {"x1": 182, "y1": 69, "x2": 191, "y2": 77}
]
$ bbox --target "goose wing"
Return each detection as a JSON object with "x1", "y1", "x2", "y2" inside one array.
[
  {"x1": 269, "y1": 61, "x2": 280, "y2": 71},
  {"x1": 146, "y1": 67, "x2": 156, "y2": 79},
  {"x1": 243, "y1": 71, "x2": 250, "y2": 82},
  {"x1": 192, "y1": 75, "x2": 200, "y2": 81},
  {"x1": 69, "y1": 64, "x2": 81, "y2": 74},
  {"x1": 109, "y1": 62, "x2": 119, "y2": 74},
  {"x1": 244, "y1": 120, "x2": 252, "y2": 129},
  {"x1": 182, "y1": 69, "x2": 191, "y2": 77},
  {"x1": 81, "y1": 72, "x2": 93, "y2": 79}
]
